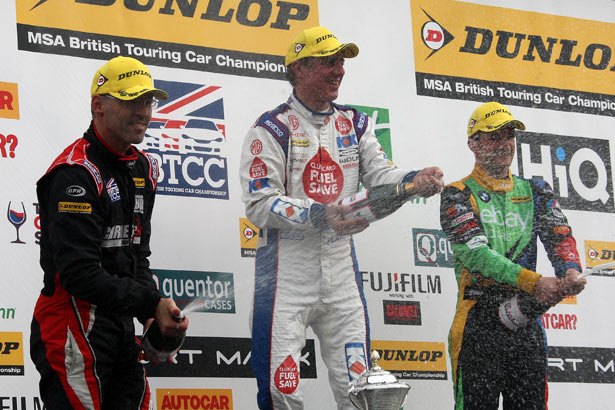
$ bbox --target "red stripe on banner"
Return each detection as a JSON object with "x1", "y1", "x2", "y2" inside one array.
[{"x1": 157, "y1": 86, "x2": 221, "y2": 114}]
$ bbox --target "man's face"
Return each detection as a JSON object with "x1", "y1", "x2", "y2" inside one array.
[
  {"x1": 469, "y1": 126, "x2": 516, "y2": 177},
  {"x1": 295, "y1": 53, "x2": 345, "y2": 111},
  {"x1": 98, "y1": 94, "x2": 154, "y2": 152}
]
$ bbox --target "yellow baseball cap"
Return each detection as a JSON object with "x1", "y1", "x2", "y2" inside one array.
[
  {"x1": 467, "y1": 101, "x2": 525, "y2": 137},
  {"x1": 90, "y1": 56, "x2": 168, "y2": 100},
  {"x1": 285, "y1": 26, "x2": 359, "y2": 66}
]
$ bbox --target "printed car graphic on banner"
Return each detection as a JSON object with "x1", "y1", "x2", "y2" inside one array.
[{"x1": 143, "y1": 80, "x2": 229, "y2": 199}]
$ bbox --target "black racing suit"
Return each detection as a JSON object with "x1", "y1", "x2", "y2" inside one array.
[
  {"x1": 440, "y1": 166, "x2": 581, "y2": 410},
  {"x1": 30, "y1": 123, "x2": 162, "y2": 410}
]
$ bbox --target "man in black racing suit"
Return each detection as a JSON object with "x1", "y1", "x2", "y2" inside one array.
[{"x1": 30, "y1": 56, "x2": 188, "y2": 410}]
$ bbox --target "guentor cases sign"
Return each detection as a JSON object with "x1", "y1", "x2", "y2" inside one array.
[{"x1": 410, "y1": 0, "x2": 615, "y2": 115}]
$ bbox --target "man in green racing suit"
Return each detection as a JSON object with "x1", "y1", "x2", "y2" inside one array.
[{"x1": 440, "y1": 102, "x2": 586, "y2": 410}]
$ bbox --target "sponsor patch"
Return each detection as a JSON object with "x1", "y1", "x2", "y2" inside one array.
[
  {"x1": 554, "y1": 225, "x2": 571, "y2": 236},
  {"x1": 249, "y1": 177, "x2": 270, "y2": 192},
  {"x1": 58, "y1": 202, "x2": 92, "y2": 214},
  {"x1": 134, "y1": 195, "x2": 144, "y2": 213},
  {"x1": 336, "y1": 134, "x2": 358, "y2": 149},
  {"x1": 250, "y1": 139, "x2": 263, "y2": 155},
  {"x1": 133, "y1": 177, "x2": 145, "y2": 188},
  {"x1": 335, "y1": 116, "x2": 352, "y2": 134},
  {"x1": 302, "y1": 148, "x2": 343, "y2": 204},
  {"x1": 478, "y1": 191, "x2": 491, "y2": 202},
  {"x1": 291, "y1": 138, "x2": 310, "y2": 147},
  {"x1": 289, "y1": 115, "x2": 300, "y2": 130},
  {"x1": 511, "y1": 195, "x2": 530, "y2": 203},
  {"x1": 66, "y1": 185, "x2": 86, "y2": 197},
  {"x1": 345, "y1": 343, "x2": 367, "y2": 381},
  {"x1": 452, "y1": 212, "x2": 474, "y2": 226},
  {"x1": 466, "y1": 235, "x2": 488, "y2": 249},
  {"x1": 275, "y1": 355, "x2": 299, "y2": 394},
  {"x1": 106, "y1": 178, "x2": 121, "y2": 202},
  {"x1": 249, "y1": 157, "x2": 268, "y2": 178},
  {"x1": 270, "y1": 199, "x2": 308, "y2": 224}
]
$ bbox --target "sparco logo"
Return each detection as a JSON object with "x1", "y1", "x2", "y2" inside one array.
[
  {"x1": 516, "y1": 132, "x2": 613, "y2": 213},
  {"x1": 30, "y1": 0, "x2": 310, "y2": 30}
]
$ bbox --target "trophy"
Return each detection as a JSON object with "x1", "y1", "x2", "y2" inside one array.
[{"x1": 348, "y1": 350, "x2": 411, "y2": 410}]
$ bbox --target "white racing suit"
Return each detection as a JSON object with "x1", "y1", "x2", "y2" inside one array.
[{"x1": 240, "y1": 92, "x2": 416, "y2": 409}]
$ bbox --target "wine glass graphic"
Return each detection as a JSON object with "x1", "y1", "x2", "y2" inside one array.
[{"x1": 7, "y1": 201, "x2": 27, "y2": 244}]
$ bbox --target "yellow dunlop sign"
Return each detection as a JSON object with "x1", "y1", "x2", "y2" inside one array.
[
  {"x1": 16, "y1": 0, "x2": 318, "y2": 79},
  {"x1": 585, "y1": 240, "x2": 615, "y2": 276},
  {"x1": 239, "y1": 217, "x2": 258, "y2": 258},
  {"x1": 0, "y1": 332, "x2": 24, "y2": 375},
  {"x1": 410, "y1": 0, "x2": 615, "y2": 116},
  {"x1": 370, "y1": 340, "x2": 447, "y2": 380}
]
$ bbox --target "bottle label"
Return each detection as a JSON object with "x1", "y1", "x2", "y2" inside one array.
[
  {"x1": 338, "y1": 190, "x2": 378, "y2": 222},
  {"x1": 498, "y1": 295, "x2": 530, "y2": 331},
  {"x1": 338, "y1": 190, "x2": 368, "y2": 207}
]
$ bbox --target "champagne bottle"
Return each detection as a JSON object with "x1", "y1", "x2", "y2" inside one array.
[
  {"x1": 141, "y1": 313, "x2": 186, "y2": 362},
  {"x1": 337, "y1": 182, "x2": 416, "y2": 223},
  {"x1": 497, "y1": 293, "x2": 551, "y2": 331}
]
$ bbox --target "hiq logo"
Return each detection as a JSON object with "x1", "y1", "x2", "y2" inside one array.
[
  {"x1": 143, "y1": 80, "x2": 228, "y2": 199},
  {"x1": 412, "y1": 228, "x2": 454, "y2": 268},
  {"x1": 516, "y1": 132, "x2": 613, "y2": 213}
]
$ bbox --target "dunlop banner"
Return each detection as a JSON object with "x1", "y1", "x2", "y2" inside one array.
[
  {"x1": 370, "y1": 340, "x2": 447, "y2": 380},
  {"x1": 15, "y1": 0, "x2": 318, "y2": 79},
  {"x1": 411, "y1": 0, "x2": 615, "y2": 116}
]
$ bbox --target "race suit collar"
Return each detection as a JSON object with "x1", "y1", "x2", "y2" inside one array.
[
  {"x1": 470, "y1": 165, "x2": 513, "y2": 192},
  {"x1": 289, "y1": 91, "x2": 334, "y2": 125}
]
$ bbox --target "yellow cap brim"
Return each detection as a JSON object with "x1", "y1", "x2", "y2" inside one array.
[{"x1": 110, "y1": 86, "x2": 169, "y2": 101}]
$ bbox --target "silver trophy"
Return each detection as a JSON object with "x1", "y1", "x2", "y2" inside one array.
[{"x1": 348, "y1": 350, "x2": 411, "y2": 410}]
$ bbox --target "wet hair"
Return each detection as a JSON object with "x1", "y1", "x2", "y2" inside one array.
[{"x1": 286, "y1": 57, "x2": 315, "y2": 87}]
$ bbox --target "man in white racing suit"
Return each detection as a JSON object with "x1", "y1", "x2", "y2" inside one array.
[{"x1": 240, "y1": 26, "x2": 444, "y2": 409}]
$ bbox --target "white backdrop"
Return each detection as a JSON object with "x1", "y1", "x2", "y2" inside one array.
[{"x1": 1, "y1": 1, "x2": 614, "y2": 409}]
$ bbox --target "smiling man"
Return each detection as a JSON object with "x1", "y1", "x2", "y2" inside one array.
[
  {"x1": 240, "y1": 26, "x2": 444, "y2": 409},
  {"x1": 440, "y1": 101, "x2": 586, "y2": 410},
  {"x1": 30, "y1": 56, "x2": 188, "y2": 410}
]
